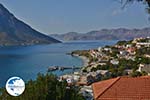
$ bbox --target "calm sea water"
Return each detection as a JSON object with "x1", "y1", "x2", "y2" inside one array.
[{"x1": 0, "y1": 40, "x2": 117, "y2": 87}]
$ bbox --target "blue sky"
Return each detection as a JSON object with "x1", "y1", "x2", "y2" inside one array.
[{"x1": 0, "y1": 0, "x2": 149, "y2": 34}]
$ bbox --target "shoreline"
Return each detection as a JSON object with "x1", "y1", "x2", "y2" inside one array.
[
  {"x1": 72, "y1": 54, "x2": 89, "y2": 68},
  {"x1": 78, "y1": 56, "x2": 89, "y2": 67}
]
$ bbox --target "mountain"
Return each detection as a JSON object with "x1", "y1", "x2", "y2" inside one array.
[
  {"x1": 0, "y1": 3, "x2": 61, "y2": 46},
  {"x1": 51, "y1": 28, "x2": 150, "y2": 41}
]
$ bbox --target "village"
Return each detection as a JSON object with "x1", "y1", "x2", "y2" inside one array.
[{"x1": 58, "y1": 37, "x2": 150, "y2": 100}]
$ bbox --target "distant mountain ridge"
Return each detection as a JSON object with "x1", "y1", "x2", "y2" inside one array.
[
  {"x1": 51, "y1": 28, "x2": 150, "y2": 41},
  {"x1": 0, "y1": 3, "x2": 61, "y2": 46}
]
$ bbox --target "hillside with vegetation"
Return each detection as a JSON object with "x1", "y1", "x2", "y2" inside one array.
[
  {"x1": 0, "y1": 73, "x2": 84, "y2": 100},
  {"x1": 71, "y1": 37, "x2": 150, "y2": 81},
  {"x1": 51, "y1": 28, "x2": 150, "y2": 41}
]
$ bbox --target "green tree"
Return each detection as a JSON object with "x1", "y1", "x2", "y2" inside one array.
[
  {"x1": 0, "y1": 73, "x2": 85, "y2": 100},
  {"x1": 118, "y1": 0, "x2": 150, "y2": 13},
  {"x1": 130, "y1": 71, "x2": 142, "y2": 77}
]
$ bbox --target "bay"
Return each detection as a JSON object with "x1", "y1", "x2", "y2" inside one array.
[{"x1": 0, "y1": 40, "x2": 117, "y2": 87}]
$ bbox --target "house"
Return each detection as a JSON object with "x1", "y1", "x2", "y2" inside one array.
[
  {"x1": 119, "y1": 50, "x2": 128, "y2": 56},
  {"x1": 77, "y1": 76, "x2": 88, "y2": 86},
  {"x1": 138, "y1": 64, "x2": 150, "y2": 74},
  {"x1": 90, "y1": 50, "x2": 98, "y2": 57},
  {"x1": 80, "y1": 86, "x2": 93, "y2": 100},
  {"x1": 98, "y1": 60, "x2": 109, "y2": 64},
  {"x1": 61, "y1": 74, "x2": 80, "y2": 83},
  {"x1": 126, "y1": 44, "x2": 132, "y2": 48},
  {"x1": 126, "y1": 47, "x2": 136, "y2": 55},
  {"x1": 144, "y1": 54, "x2": 150, "y2": 58},
  {"x1": 126, "y1": 55, "x2": 135, "y2": 61},
  {"x1": 136, "y1": 42, "x2": 150, "y2": 47},
  {"x1": 92, "y1": 76, "x2": 150, "y2": 100},
  {"x1": 96, "y1": 70, "x2": 110, "y2": 78},
  {"x1": 103, "y1": 47, "x2": 111, "y2": 51},
  {"x1": 87, "y1": 73, "x2": 96, "y2": 85},
  {"x1": 124, "y1": 69, "x2": 133, "y2": 75},
  {"x1": 98, "y1": 47, "x2": 102, "y2": 52},
  {"x1": 98, "y1": 62, "x2": 106, "y2": 66},
  {"x1": 110, "y1": 59, "x2": 119, "y2": 65}
]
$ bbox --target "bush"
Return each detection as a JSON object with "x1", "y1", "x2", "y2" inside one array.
[{"x1": 0, "y1": 73, "x2": 85, "y2": 100}]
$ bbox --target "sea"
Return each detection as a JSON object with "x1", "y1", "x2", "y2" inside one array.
[{"x1": 0, "y1": 40, "x2": 117, "y2": 87}]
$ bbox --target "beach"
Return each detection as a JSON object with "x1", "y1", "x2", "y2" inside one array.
[{"x1": 71, "y1": 54, "x2": 89, "y2": 67}]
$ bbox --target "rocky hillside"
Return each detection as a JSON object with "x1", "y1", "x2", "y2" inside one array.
[
  {"x1": 51, "y1": 28, "x2": 150, "y2": 41},
  {"x1": 0, "y1": 3, "x2": 61, "y2": 46}
]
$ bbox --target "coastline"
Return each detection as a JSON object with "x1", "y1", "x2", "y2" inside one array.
[
  {"x1": 78, "y1": 56, "x2": 89, "y2": 67},
  {"x1": 72, "y1": 54, "x2": 89, "y2": 67}
]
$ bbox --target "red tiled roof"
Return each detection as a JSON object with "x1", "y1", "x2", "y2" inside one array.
[{"x1": 92, "y1": 76, "x2": 150, "y2": 100}]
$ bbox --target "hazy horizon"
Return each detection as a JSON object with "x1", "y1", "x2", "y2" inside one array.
[{"x1": 0, "y1": 0, "x2": 149, "y2": 35}]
